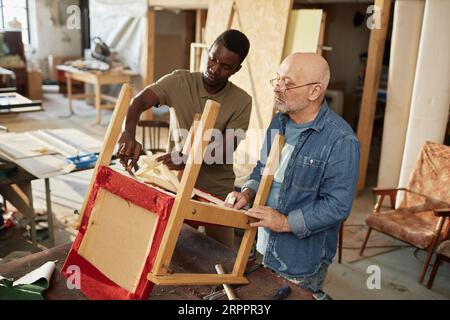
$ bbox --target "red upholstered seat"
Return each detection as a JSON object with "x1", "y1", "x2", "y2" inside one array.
[{"x1": 62, "y1": 166, "x2": 175, "y2": 300}]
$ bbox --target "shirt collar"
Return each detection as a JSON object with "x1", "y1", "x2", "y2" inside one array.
[
  {"x1": 197, "y1": 72, "x2": 232, "y2": 99},
  {"x1": 279, "y1": 100, "x2": 330, "y2": 133}
]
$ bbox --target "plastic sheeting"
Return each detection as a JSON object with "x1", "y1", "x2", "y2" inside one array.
[{"x1": 89, "y1": 0, "x2": 147, "y2": 84}]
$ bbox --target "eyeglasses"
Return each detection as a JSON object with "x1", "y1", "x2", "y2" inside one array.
[{"x1": 269, "y1": 77, "x2": 320, "y2": 93}]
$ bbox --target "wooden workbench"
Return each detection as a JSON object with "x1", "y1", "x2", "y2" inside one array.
[
  {"x1": 57, "y1": 65, "x2": 135, "y2": 125},
  {"x1": 0, "y1": 225, "x2": 313, "y2": 300}
]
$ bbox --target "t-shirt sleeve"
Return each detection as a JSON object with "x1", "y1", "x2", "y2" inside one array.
[
  {"x1": 147, "y1": 70, "x2": 183, "y2": 106},
  {"x1": 226, "y1": 98, "x2": 252, "y2": 131}
]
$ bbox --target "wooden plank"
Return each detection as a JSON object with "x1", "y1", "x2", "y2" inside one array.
[
  {"x1": 377, "y1": 0, "x2": 424, "y2": 188},
  {"x1": 151, "y1": 100, "x2": 220, "y2": 275},
  {"x1": 148, "y1": 0, "x2": 208, "y2": 10},
  {"x1": 144, "y1": 8, "x2": 156, "y2": 86},
  {"x1": 147, "y1": 274, "x2": 248, "y2": 286},
  {"x1": 204, "y1": 0, "x2": 234, "y2": 45},
  {"x1": 205, "y1": 0, "x2": 293, "y2": 187},
  {"x1": 233, "y1": 134, "x2": 285, "y2": 276},
  {"x1": 284, "y1": 9, "x2": 323, "y2": 56},
  {"x1": 0, "y1": 183, "x2": 32, "y2": 218},
  {"x1": 356, "y1": 0, "x2": 392, "y2": 192},
  {"x1": 185, "y1": 200, "x2": 252, "y2": 229},
  {"x1": 66, "y1": 73, "x2": 73, "y2": 114},
  {"x1": 317, "y1": 12, "x2": 327, "y2": 56},
  {"x1": 100, "y1": 94, "x2": 119, "y2": 103},
  {"x1": 71, "y1": 93, "x2": 95, "y2": 99},
  {"x1": 142, "y1": 8, "x2": 156, "y2": 121},
  {"x1": 397, "y1": 0, "x2": 450, "y2": 194},
  {"x1": 94, "y1": 83, "x2": 102, "y2": 124},
  {"x1": 194, "y1": 9, "x2": 204, "y2": 72},
  {"x1": 76, "y1": 84, "x2": 134, "y2": 229}
]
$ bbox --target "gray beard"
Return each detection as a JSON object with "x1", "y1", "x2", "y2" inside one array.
[
  {"x1": 274, "y1": 100, "x2": 308, "y2": 114},
  {"x1": 274, "y1": 100, "x2": 290, "y2": 114}
]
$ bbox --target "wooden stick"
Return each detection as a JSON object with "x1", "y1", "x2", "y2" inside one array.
[
  {"x1": 75, "y1": 83, "x2": 134, "y2": 229},
  {"x1": 215, "y1": 264, "x2": 239, "y2": 300},
  {"x1": 356, "y1": 0, "x2": 392, "y2": 192},
  {"x1": 152, "y1": 100, "x2": 220, "y2": 275},
  {"x1": 232, "y1": 133, "x2": 285, "y2": 276}
]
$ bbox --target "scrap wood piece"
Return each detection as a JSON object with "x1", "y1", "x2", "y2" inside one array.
[
  {"x1": 356, "y1": 0, "x2": 392, "y2": 192},
  {"x1": 135, "y1": 154, "x2": 225, "y2": 206},
  {"x1": 135, "y1": 154, "x2": 180, "y2": 193}
]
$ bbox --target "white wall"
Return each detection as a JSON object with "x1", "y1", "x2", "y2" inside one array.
[{"x1": 28, "y1": 0, "x2": 82, "y2": 79}]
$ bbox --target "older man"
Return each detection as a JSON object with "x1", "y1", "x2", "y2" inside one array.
[{"x1": 226, "y1": 53, "x2": 360, "y2": 294}]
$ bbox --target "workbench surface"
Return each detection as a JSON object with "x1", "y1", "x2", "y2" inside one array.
[{"x1": 0, "y1": 225, "x2": 313, "y2": 300}]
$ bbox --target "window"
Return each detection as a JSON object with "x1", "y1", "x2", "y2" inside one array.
[{"x1": 0, "y1": 0, "x2": 30, "y2": 44}]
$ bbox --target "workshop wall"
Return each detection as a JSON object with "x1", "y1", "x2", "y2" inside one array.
[
  {"x1": 28, "y1": 0, "x2": 82, "y2": 79},
  {"x1": 321, "y1": 3, "x2": 372, "y2": 128}
]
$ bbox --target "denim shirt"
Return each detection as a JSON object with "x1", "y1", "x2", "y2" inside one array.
[{"x1": 242, "y1": 101, "x2": 360, "y2": 278}]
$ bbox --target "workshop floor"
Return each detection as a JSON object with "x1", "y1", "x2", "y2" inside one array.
[{"x1": 1, "y1": 88, "x2": 449, "y2": 300}]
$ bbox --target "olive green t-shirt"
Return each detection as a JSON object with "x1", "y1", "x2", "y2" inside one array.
[{"x1": 149, "y1": 70, "x2": 252, "y2": 199}]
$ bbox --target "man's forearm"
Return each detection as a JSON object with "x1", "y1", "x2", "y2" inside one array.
[
  {"x1": 124, "y1": 100, "x2": 143, "y2": 137},
  {"x1": 124, "y1": 87, "x2": 160, "y2": 137}
]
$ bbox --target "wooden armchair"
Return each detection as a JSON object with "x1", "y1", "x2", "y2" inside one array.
[{"x1": 359, "y1": 142, "x2": 450, "y2": 283}]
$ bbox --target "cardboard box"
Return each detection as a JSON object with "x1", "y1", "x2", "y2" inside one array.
[{"x1": 27, "y1": 70, "x2": 42, "y2": 100}]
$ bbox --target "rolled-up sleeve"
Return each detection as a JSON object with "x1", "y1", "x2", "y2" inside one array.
[
  {"x1": 287, "y1": 135, "x2": 360, "y2": 239},
  {"x1": 241, "y1": 179, "x2": 260, "y2": 194},
  {"x1": 287, "y1": 207, "x2": 312, "y2": 239}
]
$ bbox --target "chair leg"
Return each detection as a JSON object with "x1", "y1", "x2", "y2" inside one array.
[
  {"x1": 338, "y1": 223, "x2": 344, "y2": 263},
  {"x1": 142, "y1": 127, "x2": 146, "y2": 150},
  {"x1": 427, "y1": 254, "x2": 443, "y2": 289},
  {"x1": 359, "y1": 227, "x2": 372, "y2": 256},
  {"x1": 419, "y1": 245, "x2": 436, "y2": 283}
]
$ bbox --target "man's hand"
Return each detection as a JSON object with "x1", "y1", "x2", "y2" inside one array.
[
  {"x1": 156, "y1": 152, "x2": 187, "y2": 171},
  {"x1": 245, "y1": 206, "x2": 291, "y2": 233},
  {"x1": 224, "y1": 191, "x2": 250, "y2": 210},
  {"x1": 117, "y1": 131, "x2": 142, "y2": 175}
]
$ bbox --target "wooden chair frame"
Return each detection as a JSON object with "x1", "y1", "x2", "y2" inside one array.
[
  {"x1": 360, "y1": 188, "x2": 450, "y2": 283},
  {"x1": 77, "y1": 83, "x2": 285, "y2": 287}
]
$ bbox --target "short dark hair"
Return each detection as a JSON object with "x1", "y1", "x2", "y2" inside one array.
[{"x1": 213, "y1": 29, "x2": 250, "y2": 64}]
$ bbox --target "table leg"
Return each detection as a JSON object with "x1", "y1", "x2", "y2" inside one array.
[
  {"x1": 45, "y1": 178, "x2": 55, "y2": 247},
  {"x1": 0, "y1": 182, "x2": 37, "y2": 245},
  {"x1": 66, "y1": 73, "x2": 74, "y2": 115},
  {"x1": 23, "y1": 183, "x2": 37, "y2": 246},
  {"x1": 95, "y1": 82, "x2": 101, "y2": 124}
]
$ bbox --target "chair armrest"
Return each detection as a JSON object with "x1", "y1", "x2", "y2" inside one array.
[
  {"x1": 372, "y1": 188, "x2": 406, "y2": 212},
  {"x1": 371, "y1": 187, "x2": 406, "y2": 196},
  {"x1": 434, "y1": 208, "x2": 450, "y2": 217}
]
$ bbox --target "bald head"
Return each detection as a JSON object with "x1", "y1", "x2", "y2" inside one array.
[{"x1": 280, "y1": 52, "x2": 330, "y2": 97}]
